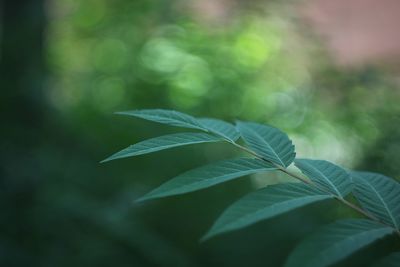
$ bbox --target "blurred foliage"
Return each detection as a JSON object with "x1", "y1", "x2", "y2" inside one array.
[{"x1": 1, "y1": 0, "x2": 399, "y2": 266}]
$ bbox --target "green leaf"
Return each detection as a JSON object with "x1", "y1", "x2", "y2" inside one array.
[
  {"x1": 352, "y1": 171, "x2": 400, "y2": 230},
  {"x1": 294, "y1": 159, "x2": 352, "y2": 198},
  {"x1": 285, "y1": 219, "x2": 394, "y2": 267},
  {"x1": 371, "y1": 252, "x2": 400, "y2": 267},
  {"x1": 236, "y1": 121, "x2": 295, "y2": 167},
  {"x1": 137, "y1": 158, "x2": 276, "y2": 202},
  {"x1": 101, "y1": 133, "x2": 222, "y2": 163},
  {"x1": 202, "y1": 183, "x2": 332, "y2": 240},
  {"x1": 198, "y1": 118, "x2": 240, "y2": 142},
  {"x1": 116, "y1": 109, "x2": 206, "y2": 130}
]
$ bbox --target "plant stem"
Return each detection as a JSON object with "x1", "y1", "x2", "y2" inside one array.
[
  {"x1": 340, "y1": 198, "x2": 379, "y2": 221},
  {"x1": 228, "y1": 140, "x2": 398, "y2": 232}
]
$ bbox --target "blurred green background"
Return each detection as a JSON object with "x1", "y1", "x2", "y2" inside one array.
[{"x1": 1, "y1": 0, "x2": 399, "y2": 266}]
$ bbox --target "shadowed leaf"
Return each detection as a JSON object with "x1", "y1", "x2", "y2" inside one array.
[
  {"x1": 371, "y1": 252, "x2": 400, "y2": 267},
  {"x1": 137, "y1": 158, "x2": 276, "y2": 202},
  {"x1": 203, "y1": 182, "x2": 332, "y2": 240},
  {"x1": 352, "y1": 171, "x2": 400, "y2": 230},
  {"x1": 285, "y1": 219, "x2": 394, "y2": 267}
]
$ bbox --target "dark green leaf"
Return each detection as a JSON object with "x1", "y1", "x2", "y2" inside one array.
[
  {"x1": 285, "y1": 219, "x2": 394, "y2": 267},
  {"x1": 116, "y1": 109, "x2": 205, "y2": 130},
  {"x1": 371, "y1": 252, "x2": 400, "y2": 267},
  {"x1": 236, "y1": 121, "x2": 295, "y2": 167},
  {"x1": 352, "y1": 171, "x2": 400, "y2": 230},
  {"x1": 203, "y1": 183, "x2": 332, "y2": 240},
  {"x1": 101, "y1": 133, "x2": 222, "y2": 163},
  {"x1": 137, "y1": 158, "x2": 276, "y2": 202},
  {"x1": 294, "y1": 159, "x2": 352, "y2": 198},
  {"x1": 198, "y1": 118, "x2": 240, "y2": 142}
]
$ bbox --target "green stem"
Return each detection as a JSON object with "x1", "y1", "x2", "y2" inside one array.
[{"x1": 340, "y1": 198, "x2": 380, "y2": 222}]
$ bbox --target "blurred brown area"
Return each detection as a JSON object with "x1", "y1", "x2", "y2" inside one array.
[{"x1": 301, "y1": 0, "x2": 400, "y2": 67}]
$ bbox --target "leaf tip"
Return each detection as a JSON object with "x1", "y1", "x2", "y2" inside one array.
[
  {"x1": 135, "y1": 195, "x2": 149, "y2": 203},
  {"x1": 99, "y1": 158, "x2": 109, "y2": 164},
  {"x1": 199, "y1": 231, "x2": 214, "y2": 243},
  {"x1": 114, "y1": 110, "x2": 137, "y2": 116},
  {"x1": 135, "y1": 191, "x2": 159, "y2": 203},
  {"x1": 99, "y1": 154, "x2": 119, "y2": 163}
]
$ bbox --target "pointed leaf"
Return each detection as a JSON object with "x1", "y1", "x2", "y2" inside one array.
[
  {"x1": 352, "y1": 171, "x2": 400, "y2": 230},
  {"x1": 236, "y1": 121, "x2": 295, "y2": 167},
  {"x1": 198, "y1": 118, "x2": 240, "y2": 142},
  {"x1": 116, "y1": 109, "x2": 206, "y2": 130},
  {"x1": 285, "y1": 219, "x2": 394, "y2": 267},
  {"x1": 137, "y1": 158, "x2": 276, "y2": 202},
  {"x1": 295, "y1": 159, "x2": 353, "y2": 198},
  {"x1": 203, "y1": 183, "x2": 332, "y2": 240},
  {"x1": 371, "y1": 252, "x2": 400, "y2": 267},
  {"x1": 101, "y1": 133, "x2": 222, "y2": 163}
]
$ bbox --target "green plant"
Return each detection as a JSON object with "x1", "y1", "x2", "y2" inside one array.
[{"x1": 103, "y1": 109, "x2": 400, "y2": 267}]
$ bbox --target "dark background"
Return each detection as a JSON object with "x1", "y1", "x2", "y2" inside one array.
[{"x1": 1, "y1": 0, "x2": 399, "y2": 266}]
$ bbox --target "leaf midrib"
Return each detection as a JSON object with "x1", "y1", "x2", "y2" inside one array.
[
  {"x1": 363, "y1": 180, "x2": 399, "y2": 229},
  {"x1": 131, "y1": 137, "x2": 219, "y2": 153},
  {"x1": 246, "y1": 126, "x2": 285, "y2": 167},
  {"x1": 215, "y1": 194, "x2": 331, "y2": 233},
  {"x1": 148, "y1": 165, "x2": 275, "y2": 198},
  {"x1": 302, "y1": 162, "x2": 342, "y2": 197},
  {"x1": 120, "y1": 110, "x2": 206, "y2": 130},
  {"x1": 307, "y1": 226, "x2": 393, "y2": 267}
]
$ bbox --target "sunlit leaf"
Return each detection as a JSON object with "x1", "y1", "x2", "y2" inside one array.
[
  {"x1": 137, "y1": 158, "x2": 276, "y2": 202},
  {"x1": 236, "y1": 121, "x2": 295, "y2": 167},
  {"x1": 101, "y1": 133, "x2": 222, "y2": 162},
  {"x1": 371, "y1": 252, "x2": 400, "y2": 267},
  {"x1": 198, "y1": 118, "x2": 240, "y2": 142},
  {"x1": 202, "y1": 183, "x2": 332, "y2": 240},
  {"x1": 294, "y1": 159, "x2": 352, "y2": 198},
  {"x1": 285, "y1": 219, "x2": 394, "y2": 267},
  {"x1": 116, "y1": 109, "x2": 206, "y2": 130},
  {"x1": 352, "y1": 171, "x2": 400, "y2": 230}
]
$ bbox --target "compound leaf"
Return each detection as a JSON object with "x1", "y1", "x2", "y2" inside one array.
[
  {"x1": 295, "y1": 159, "x2": 353, "y2": 198},
  {"x1": 203, "y1": 183, "x2": 332, "y2": 240},
  {"x1": 236, "y1": 121, "x2": 295, "y2": 167},
  {"x1": 137, "y1": 158, "x2": 276, "y2": 202},
  {"x1": 352, "y1": 171, "x2": 400, "y2": 230},
  {"x1": 101, "y1": 133, "x2": 222, "y2": 162},
  {"x1": 285, "y1": 219, "x2": 394, "y2": 267}
]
